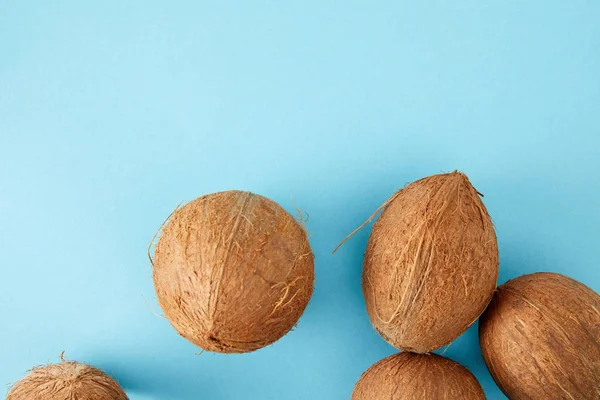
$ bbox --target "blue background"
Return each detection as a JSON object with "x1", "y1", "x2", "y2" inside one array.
[{"x1": 1, "y1": 1, "x2": 599, "y2": 399}]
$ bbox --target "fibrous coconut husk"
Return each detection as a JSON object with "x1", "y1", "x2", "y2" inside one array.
[
  {"x1": 351, "y1": 352, "x2": 486, "y2": 400},
  {"x1": 152, "y1": 190, "x2": 315, "y2": 353},
  {"x1": 479, "y1": 272, "x2": 600, "y2": 400},
  {"x1": 361, "y1": 171, "x2": 498, "y2": 353},
  {"x1": 7, "y1": 361, "x2": 127, "y2": 400}
]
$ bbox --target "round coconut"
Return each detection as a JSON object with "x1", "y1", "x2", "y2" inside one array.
[
  {"x1": 152, "y1": 190, "x2": 314, "y2": 353},
  {"x1": 479, "y1": 272, "x2": 600, "y2": 400},
  {"x1": 362, "y1": 171, "x2": 498, "y2": 353},
  {"x1": 351, "y1": 352, "x2": 486, "y2": 400},
  {"x1": 7, "y1": 361, "x2": 127, "y2": 400}
]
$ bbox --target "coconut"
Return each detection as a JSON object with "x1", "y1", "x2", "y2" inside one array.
[
  {"x1": 352, "y1": 352, "x2": 485, "y2": 399},
  {"x1": 358, "y1": 171, "x2": 498, "y2": 353},
  {"x1": 152, "y1": 190, "x2": 315, "y2": 353},
  {"x1": 7, "y1": 361, "x2": 127, "y2": 400},
  {"x1": 479, "y1": 272, "x2": 600, "y2": 400}
]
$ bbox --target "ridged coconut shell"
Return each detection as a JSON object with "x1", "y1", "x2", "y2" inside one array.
[
  {"x1": 351, "y1": 352, "x2": 486, "y2": 399},
  {"x1": 7, "y1": 361, "x2": 127, "y2": 400},
  {"x1": 480, "y1": 272, "x2": 600, "y2": 400},
  {"x1": 363, "y1": 171, "x2": 498, "y2": 353},
  {"x1": 153, "y1": 190, "x2": 314, "y2": 353}
]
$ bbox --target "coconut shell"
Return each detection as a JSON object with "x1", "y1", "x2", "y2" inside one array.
[
  {"x1": 479, "y1": 272, "x2": 600, "y2": 400},
  {"x1": 351, "y1": 352, "x2": 486, "y2": 400},
  {"x1": 7, "y1": 361, "x2": 127, "y2": 400},
  {"x1": 153, "y1": 190, "x2": 314, "y2": 353},
  {"x1": 363, "y1": 171, "x2": 498, "y2": 353}
]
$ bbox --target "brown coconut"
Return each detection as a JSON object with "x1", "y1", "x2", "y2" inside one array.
[
  {"x1": 7, "y1": 361, "x2": 127, "y2": 400},
  {"x1": 479, "y1": 272, "x2": 600, "y2": 400},
  {"x1": 359, "y1": 171, "x2": 498, "y2": 353},
  {"x1": 152, "y1": 190, "x2": 314, "y2": 353},
  {"x1": 352, "y1": 352, "x2": 486, "y2": 400}
]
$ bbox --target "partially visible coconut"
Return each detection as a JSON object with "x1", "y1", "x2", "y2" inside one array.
[
  {"x1": 362, "y1": 171, "x2": 498, "y2": 353},
  {"x1": 351, "y1": 352, "x2": 486, "y2": 399},
  {"x1": 7, "y1": 361, "x2": 127, "y2": 400},
  {"x1": 479, "y1": 272, "x2": 600, "y2": 400}
]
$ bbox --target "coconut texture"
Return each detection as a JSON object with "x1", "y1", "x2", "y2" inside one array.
[
  {"x1": 7, "y1": 361, "x2": 127, "y2": 400},
  {"x1": 153, "y1": 190, "x2": 314, "y2": 353},
  {"x1": 363, "y1": 171, "x2": 498, "y2": 353},
  {"x1": 479, "y1": 272, "x2": 600, "y2": 400},
  {"x1": 352, "y1": 352, "x2": 486, "y2": 400}
]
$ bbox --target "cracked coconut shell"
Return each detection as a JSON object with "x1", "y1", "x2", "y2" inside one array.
[
  {"x1": 351, "y1": 352, "x2": 486, "y2": 400},
  {"x1": 363, "y1": 171, "x2": 498, "y2": 353},
  {"x1": 479, "y1": 272, "x2": 600, "y2": 400},
  {"x1": 7, "y1": 361, "x2": 127, "y2": 400},
  {"x1": 152, "y1": 190, "x2": 314, "y2": 353}
]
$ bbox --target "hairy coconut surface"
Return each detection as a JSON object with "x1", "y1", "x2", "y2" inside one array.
[
  {"x1": 7, "y1": 361, "x2": 127, "y2": 400},
  {"x1": 351, "y1": 352, "x2": 486, "y2": 400},
  {"x1": 153, "y1": 190, "x2": 314, "y2": 353},
  {"x1": 363, "y1": 171, "x2": 498, "y2": 353},
  {"x1": 480, "y1": 272, "x2": 600, "y2": 400}
]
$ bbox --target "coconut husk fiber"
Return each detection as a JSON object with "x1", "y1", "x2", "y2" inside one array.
[
  {"x1": 361, "y1": 171, "x2": 498, "y2": 353},
  {"x1": 479, "y1": 272, "x2": 600, "y2": 400},
  {"x1": 152, "y1": 190, "x2": 315, "y2": 353},
  {"x1": 7, "y1": 361, "x2": 127, "y2": 400},
  {"x1": 351, "y1": 352, "x2": 486, "y2": 400}
]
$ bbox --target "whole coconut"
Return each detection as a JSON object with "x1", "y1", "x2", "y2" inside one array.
[
  {"x1": 152, "y1": 190, "x2": 314, "y2": 353},
  {"x1": 352, "y1": 352, "x2": 486, "y2": 400},
  {"x1": 7, "y1": 361, "x2": 127, "y2": 400},
  {"x1": 479, "y1": 272, "x2": 600, "y2": 400},
  {"x1": 362, "y1": 171, "x2": 498, "y2": 353}
]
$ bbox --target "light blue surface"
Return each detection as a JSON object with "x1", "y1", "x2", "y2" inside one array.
[{"x1": 1, "y1": 1, "x2": 599, "y2": 399}]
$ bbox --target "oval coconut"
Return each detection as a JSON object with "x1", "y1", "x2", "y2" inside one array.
[
  {"x1": 7, "y1": 361, "x2": 127, "y2": 400},
  {"x1": 152, "y1": 190, "x2": 314, "y2": 353},
  {"x1": 352, "y1": 352, "x2": 486, "y2": 400},
  {"x1": 479, "y1": 272, "x2": 600, "y2": 400},
  {"x1": 363, "y1": 171, "x2": 498, "y2": 353}
]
